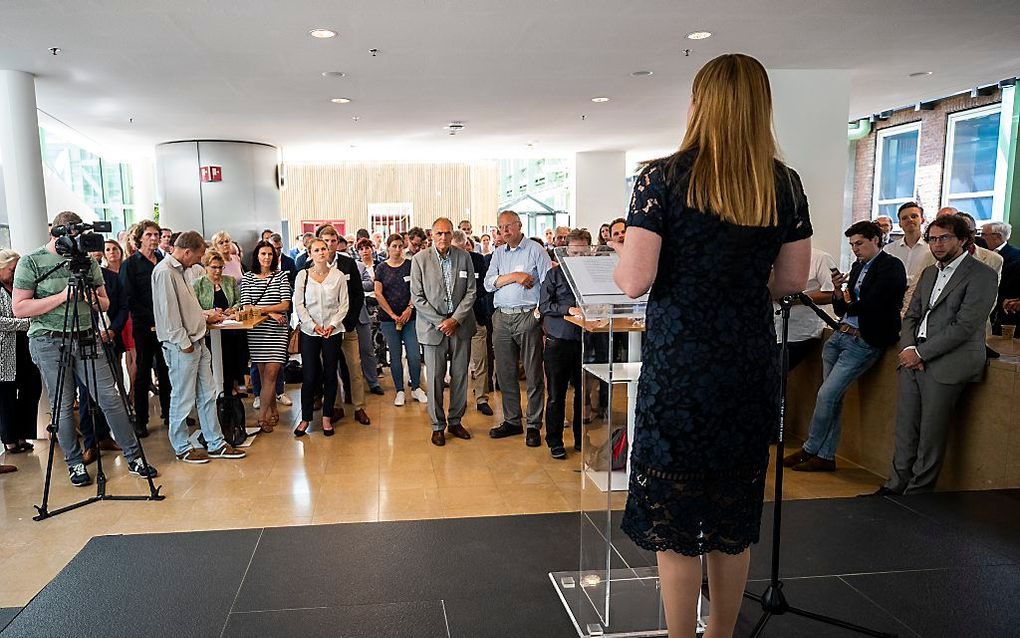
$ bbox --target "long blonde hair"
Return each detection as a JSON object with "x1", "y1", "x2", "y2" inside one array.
[{"x1": 670, "y1": 53, "x2": 780, "y2": 227}]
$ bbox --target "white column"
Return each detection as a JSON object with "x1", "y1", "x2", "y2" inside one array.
[
  {"x1": 130, "y1": 157, "x2": 156, "y2": 221},
  {"x1": 0, "y1": 71, "x2": 49, "y2": 252},
  {"x1": 769, "y1": 69, "x2": 852, "y2": 263},
  {"x1": 574, "y1": 151, "x2": 627, "y2": 233}
]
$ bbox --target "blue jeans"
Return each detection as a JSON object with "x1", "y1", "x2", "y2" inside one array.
[
  {"x1": 379, "y1": 320, "x2": 421, "y2": 392},
  {"x1": 29, "y1": 335, "x2": 141, "y2": 468},
  {"x1": 163, "y1": 341, "x2": 225, "y2": 455},
  {"x1": 802, "y1": 331, "x2": 882, "y2": 461}
]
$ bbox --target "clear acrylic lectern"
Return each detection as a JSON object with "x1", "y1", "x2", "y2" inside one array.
[{"x1": 549, "y1": 246, "x2": 705, "y2": 637}]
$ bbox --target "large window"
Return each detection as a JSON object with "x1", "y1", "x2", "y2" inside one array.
[
  {"x1": 942, "y1": 104, "x2": 1008, "y2": 222},
  {"x1": 873, "y1": 122, "x2": 921, "y2": 221},
  {"x1": 38, "y1": 127, "x2": 136, "y2": 233}
]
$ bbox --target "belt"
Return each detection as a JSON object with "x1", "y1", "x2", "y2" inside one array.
[
  {"x1": 498, "y1": 306, "x2": 535, "y2": 315},
  {"x1": 837, "y1": 324, "x2": 861, "y2": 338},
  {"x1": 33, "y1": 329, "x2": 92, "y2": 339}
]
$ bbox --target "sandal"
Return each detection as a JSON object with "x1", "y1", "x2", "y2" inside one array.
[
  {"x1": 269, "y1": 413, "x2": 280, "y2": 428},
  {"x1": 257, "y1": 420, "x2": 274, "y2": 434}
]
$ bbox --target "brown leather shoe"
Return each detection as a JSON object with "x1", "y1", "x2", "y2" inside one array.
[
  {"x1": 793, "y1": 456, "x2": 836, "y2": 472},
  {"x1": 82, "y1": 447, "x2": 98, "y2": 465},
  {"x1": 782, "y1": 448, "x2": 814, "y2": 468},
  {"x1": 98, "y1": 438, "x2": 121, "y2": 452},
  {"x1": 448, "y1": 423, "x2": 471, "y2": 440},
  {"x1": 431, "y1": 430, "x2": 446, "y2": 446},
  {"x1": 354, "y1": 409, "x2": 371, "y2": 425}
]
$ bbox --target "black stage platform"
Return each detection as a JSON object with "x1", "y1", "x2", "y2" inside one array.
[{"x1": 2, "y1": 491, "x2": 1018, "y2": 637}]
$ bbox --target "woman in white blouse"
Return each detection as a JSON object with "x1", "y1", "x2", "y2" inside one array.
[{"x1": 292, "y1": 239, "x2": 349, "y2": 437}]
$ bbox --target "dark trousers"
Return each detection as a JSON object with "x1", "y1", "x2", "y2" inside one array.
[
  {"x1": 219, "y1": 331, "x2": 246, "y2": 396},
  {"x1": 544, "y1": 336, "x2": 582, "y2": 448},
  {"x1": 300, "y1": 332, "x2": 341, "y2": 421},
  {"x1": 132, "y1": 323, "x2": 171, "y2": 427},
  {"x1": 78, "y1": 377, "x2": 112, "y2": 449},
  {"x1": 785, "y1": 338, "x2": 820, "y2": 372},
  {"x1": 0, "y1": 360, "x2": 42, "y2": 445}
]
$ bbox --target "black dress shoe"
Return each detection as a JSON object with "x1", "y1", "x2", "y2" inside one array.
[
  {"x1": 369, "y1": 386, "x2": 385, "y2": 396},
  {"x1": 134, "y1": 425, "x2": 149, "y2": 439},
  {"x1": 489, "y1": 422, "x2": 524, "y2": 439},
  {"x1": 525, "y1": 429, "x2": 541, "y2": 447},
  {"x1": 550, "y1": 445, "x2": 567, "y2": 460},
  {"x1": 573, "y1": 441, "x2": 582, "y2": 452},
  {"x1": 431, "y1": 430, "x2": 446, "y2": 446},
  {"x1": 859, "y1": 486, "x2": 899, "y2": 497},
  {"x1": 476, "y1": 402, "x2": 494, "y2": 416},
  {"x1": 448, "y1": 423, "x2": 471, "y2": 440}
]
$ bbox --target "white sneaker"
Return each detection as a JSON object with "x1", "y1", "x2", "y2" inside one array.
[
  {"x1": 412, "y1": 388, "x2": 428, "y2": 403},
  {"x1": 276, "y1": 394, "x2": 292, "y2": 406},
  {"x1": 394, "y1": 390, "x2": 406, "y2": 406},
  {"x1": 253, "y1": 397, "x2": 261, "y2": 409}
]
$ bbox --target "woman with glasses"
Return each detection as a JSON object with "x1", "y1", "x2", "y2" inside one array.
[{"x1": 193, "y1": 250, "x2": 243, "y2": 395}]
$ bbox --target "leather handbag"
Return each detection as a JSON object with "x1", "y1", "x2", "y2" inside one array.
[{"x1": 216, "y1": 392, "x2": 247, "y2": 447}]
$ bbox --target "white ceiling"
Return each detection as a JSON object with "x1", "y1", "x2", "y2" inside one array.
[{"x1": 1, "y1": 0, "x2": 1019, "y2": 161}]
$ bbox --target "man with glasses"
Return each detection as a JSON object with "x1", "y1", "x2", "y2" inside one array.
[
  {"x1": 784, "y1": 221, "x2": 906, "y2": 472},
  {"x1": 484, "y1": 210, "x2": 552, "y2": 446},
  {"x1": 869, "y1": 215, "x2": 997, "y2": 495}
]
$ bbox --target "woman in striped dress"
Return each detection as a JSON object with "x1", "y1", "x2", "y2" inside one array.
[{"x1": 240, "y1": 241, "x2": 292, "y2": 432}]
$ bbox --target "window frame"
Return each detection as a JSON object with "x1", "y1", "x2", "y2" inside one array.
[
  {"x1": 872, "y1": 121, "x2": 922, "y2": 222},
  {"x1": 941, "y1": 102, "x2": 1008, "y2": 222}
]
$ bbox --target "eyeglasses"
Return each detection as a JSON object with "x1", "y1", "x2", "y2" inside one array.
[{"x1": 926, "y1": 234, "x2": 957, "y2": 244}]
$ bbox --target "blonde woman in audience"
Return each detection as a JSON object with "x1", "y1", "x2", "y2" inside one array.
[
  {"x1": 193, "y1": 250, "x2": 244, "y2": 396},
  {"x1": 211, "y1": 231, "x2": 244, "y2": 281},
  {"x1": 292, "y1": 238, "x2": 348, "y2": 436}
]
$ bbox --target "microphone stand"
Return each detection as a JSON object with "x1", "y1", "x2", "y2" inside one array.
[{"x1": 740, "y1": 294, "x2": 894, "y2": 637}]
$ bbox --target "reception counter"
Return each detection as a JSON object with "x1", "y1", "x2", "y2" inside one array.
[{"x1": 786, "y1": 333, "x2": 1020, "y2": 491}]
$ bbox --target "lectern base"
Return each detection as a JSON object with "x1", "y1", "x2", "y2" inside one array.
[{"x1": 550, "y1": 567, "x2": 707, "y2": 637}]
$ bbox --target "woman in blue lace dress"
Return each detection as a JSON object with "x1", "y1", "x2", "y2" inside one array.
[{"x1": 613, "y1": 54, "x2": 813, "y2": 638}]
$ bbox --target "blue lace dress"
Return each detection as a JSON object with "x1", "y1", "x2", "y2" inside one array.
[{"x1": 621, "y1": 154, "x2": 812, "y2": 556}]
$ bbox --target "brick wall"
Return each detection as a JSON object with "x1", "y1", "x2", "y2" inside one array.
[{"x1": 851, "y1": 90, "x2": 1003, "y2": 222}]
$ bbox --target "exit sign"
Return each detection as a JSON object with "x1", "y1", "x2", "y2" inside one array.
[{"x1": 200, "y1": 165, "x2": 223, "y2": 182}]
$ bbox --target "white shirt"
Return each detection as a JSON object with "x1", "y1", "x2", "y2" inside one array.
[
  {"x1": 775, "y1": 248, "x2": 837, "y2": 342},
  {"x1": 918, "y1": 251, "x2": 967, "y2": 339},
  {"x1": 292, "y1": 267, "x2": 349, "y2": 337},
  {"x1": 884, "y1": 236, "x2": 935, "y2": 286}
]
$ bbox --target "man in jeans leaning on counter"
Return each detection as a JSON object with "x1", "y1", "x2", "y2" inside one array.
[
  {"x1": 152, "y1": 231, "x2": 246, "y2": 464},
  {"x1": 783, "y1": 220, "x2": 906, "y2": 472}
]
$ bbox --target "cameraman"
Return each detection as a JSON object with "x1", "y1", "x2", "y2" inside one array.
[{"x1": 11, "y1": 211, "x2": 158, "y2": 487}]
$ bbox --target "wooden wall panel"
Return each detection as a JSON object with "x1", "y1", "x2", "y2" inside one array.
[{"x1": 281, "y1": 161, "x2": 499, "y2": 238}]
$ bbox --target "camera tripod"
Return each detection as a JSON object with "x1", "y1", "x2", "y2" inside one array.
[
  {"x1": 739, "y1": 294, "x2": 894, "y2": 636},
  {"x1": 32, "y1": 259, "x2": 163, "y2": 522}
]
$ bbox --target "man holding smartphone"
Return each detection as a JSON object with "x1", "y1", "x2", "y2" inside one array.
[{"x1": 783, "y1": 221, "x2": 906, "y2": 472}]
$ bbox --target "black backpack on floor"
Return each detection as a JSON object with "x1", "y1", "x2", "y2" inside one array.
[{"x1": 216, "y1": 392, "x2": 247, "y2": 447}]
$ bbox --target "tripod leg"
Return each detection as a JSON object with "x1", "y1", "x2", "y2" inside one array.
[{"x1": 749, "y1": 611, "x2": 772, "y2": 638}]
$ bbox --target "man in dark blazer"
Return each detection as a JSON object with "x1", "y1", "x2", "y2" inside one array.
[
  {"x1": 870, "y1": 216, "x2": 998, "y2": 495},
  {"x1": 784, "y1": 220, "x2": 907, "y2": 472},
  {"x1": 411, "y1": 218, "x2": 477, "y2": 446},
  {"x1": 981, "y1": 222, "x2": 1020, "y2": 329}
]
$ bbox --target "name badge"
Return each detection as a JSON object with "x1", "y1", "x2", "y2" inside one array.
[
  {"x1": 474, "y1": 273, "x2": 480, "y2": 279},
  {"x1": 458, "y1": 270, "x2": 468, "y2": 279},
  {"x1": 403, "y1": 276, "x2": 411, "y2": 282}
]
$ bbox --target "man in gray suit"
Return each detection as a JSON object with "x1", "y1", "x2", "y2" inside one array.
[
  {"x1": 872, "y1": 215, "x2": 997, "y2": 496},
  {"x1": 411, "y1": 218, "x2": 477, "y2": 446}
]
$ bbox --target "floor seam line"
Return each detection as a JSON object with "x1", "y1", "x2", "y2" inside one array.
[
  {"x1": 441, "y1": 599, "x2": 452, "y2": 638},
  {"x1": 837, "y1": 574, "x2": 924, "y2": 638},
  {"x1": 218, "y1": 527, "x2": 265, "y2": 638}
]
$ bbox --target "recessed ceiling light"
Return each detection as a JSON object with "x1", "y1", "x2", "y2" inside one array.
[
  {"x1": 330, "y1": 97, "x2": 352, "y2": 104},
  {"x1": 686, "y1": 31, "x2": 712, "y2": 40},
  {"x1": 631, "y1": 70, "x2": 653, "y2": 77},
  {"x1": 308, "y1": 28, "x2": 337, "y2": 39},
  {"x1": 591, "y1": 97, "x2": 610, "y2": 103},
  {"x1": 321, "y1": 71, "x2": 346, "y2": 78},
  {"x1": 909, "y1": 71, "x2": 933, "y2": 78}
]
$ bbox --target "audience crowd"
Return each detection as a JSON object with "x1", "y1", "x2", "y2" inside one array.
[{"x1": 0, "y1": 204, "x2": 1011, "y2": 497}]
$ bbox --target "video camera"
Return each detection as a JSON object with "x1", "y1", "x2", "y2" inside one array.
[{"x1": 51, "y1": 220, "x2": 112, "y2": 275}]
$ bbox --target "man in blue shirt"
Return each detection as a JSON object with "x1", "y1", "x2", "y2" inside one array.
[{"x1": 484, "y1": 210, "x2": 552, "y2": 445}]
